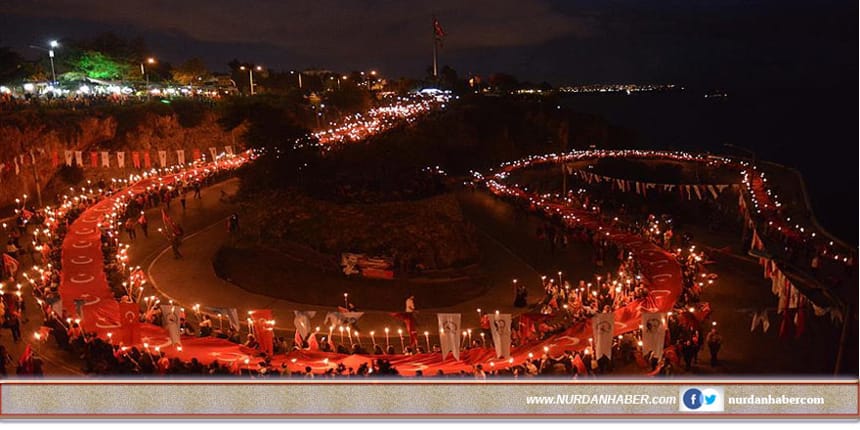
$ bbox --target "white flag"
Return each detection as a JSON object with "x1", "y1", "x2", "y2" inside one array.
[
  {"x1": 74, "y1": 151, "x2": 83, "y2": 167},
  {"x1": 437, "y1": 313, "x2": 461, "y2": 360},
  {"x1": 207, "y1": 307, "x2": 240, "y2": 331},
  {"x1": 293, "y1": 310, "x2": 316, "y2": 339},
  {"x1": 176, "y1": 149, "x2": 185, "y2": 165},
  {"x1": 161, "y1": 305, "x2": 182, "y2": 345},
  {"x1": 101, "y1": 151, "x2": 110, "y2": 168},
  {"x1": 208, "y1": 147, "x2": 218, "y2": 161},
  {"x1": 591, "y1": 312, "x2": 615, "y2": 360},
  {"x1": 707, "y1": 185, "x2": 718, "y2": 199},
  {"x1": 116, "y1": 152, "x2": 125, "y2": 168},
  {"x1": 324, "y1": 311, "x2": 364, "y2": 327},
  {"x1": 641, "y1": 312, "x2": 666, "y2": 360},
  {"x1": 158, "y1": 150, "x2": 168, "y2": 167},
  {"x1": 490, "y1": 313, "x2": 512, "y2": 358},
  {"x1": 224, "y1": 145, "x2": 234, "y2": 155},
  {"x1": 64, "y1": 150, "x2": 74, "y2": 166}
]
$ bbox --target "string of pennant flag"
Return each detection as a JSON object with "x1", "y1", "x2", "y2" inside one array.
[
  {"x1": 0, "y1": 146, "x2": 236, "y2": 178},
  {"x1": 568, "y1": 167, "x2": 741, "y2": 200}
]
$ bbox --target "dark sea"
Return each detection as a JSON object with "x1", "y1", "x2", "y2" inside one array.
[{"x1": 559, "y1": 89, "x2": 858, "y2": 245}]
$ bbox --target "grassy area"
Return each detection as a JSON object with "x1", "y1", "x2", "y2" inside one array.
[{"x1": 236, "y1": 190, "x2": 480, "y2": 272}]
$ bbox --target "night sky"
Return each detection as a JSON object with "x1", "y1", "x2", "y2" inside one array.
[{"x1": 0, "y1": 0, "x2": 855, "y2": 88}]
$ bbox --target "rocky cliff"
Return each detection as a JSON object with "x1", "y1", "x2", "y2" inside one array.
[{"x1": 0, "y1": 104, "x2": 245, "y2": 211}]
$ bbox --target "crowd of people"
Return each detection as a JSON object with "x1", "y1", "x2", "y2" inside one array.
[
  {"x1": 0, "y1": 158, "x2": 243, "y2": 376},
  {"x1": 0, "y1": 149, "x2": 731, "y2": 379},
  {"x1": 0, "y1": 92, "x2": 139, "y2": 113}
]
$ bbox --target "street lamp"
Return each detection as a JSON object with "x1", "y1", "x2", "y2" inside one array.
[
  {"x1": 240, "y1": 65, "x2": 262, "y2": 95},
  {"x1": 140, "y1": 57, "x2": 156, "y2": 89},
  {"x1": 29, "y1": 40, "x2": 60, "y2": 84},
  {"x1": 48, "y1": 40, "x2": 58, "y2": 84}
]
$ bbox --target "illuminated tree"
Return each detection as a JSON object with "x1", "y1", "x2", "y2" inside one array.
[{"x1": 72, "y1": 50, "x2": 131, "y2": 80}]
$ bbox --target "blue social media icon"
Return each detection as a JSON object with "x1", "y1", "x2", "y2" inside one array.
[
  {"x1": 704, "y1": 392, "x2": 717, "y2": 405},
  {"x1": 682, "y1": 388, "x2": 703, "y2": 410}
]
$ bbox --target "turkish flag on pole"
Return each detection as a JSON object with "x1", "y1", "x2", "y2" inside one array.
[
  {"x1": 119, "y1": 302, "x2": 141, "y2": 346},
  {"x1": 390, "y1": 312, "x2": 418, "y2": 347},
  {"x1": 193, "y1": 148, "x2": 201, "y2": 161},
  {"x1": 249, "y1": 309, "x2": 275, "y2": 357},
  {"x1": 132, "y1": 152, "x2": 141, "y2": 169},
  {"x1": 434, "y1": 17, "x2": 445, "y2": 39},
  {"x1": 143, "y1": 152, "x2": 152, "y2": 169},
  {"x1": 3, "y1": 253, "x2": 20, "y2": 276}
]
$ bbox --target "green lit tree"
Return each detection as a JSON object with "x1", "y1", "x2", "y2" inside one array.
[{"x1": 69, "y1": 50, "x2": 131, "y2": 80}]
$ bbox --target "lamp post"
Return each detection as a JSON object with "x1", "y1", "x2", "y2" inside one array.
[
  {"x1": 48, "y1": 40, "x2": 58, "y2": 84},
  {"x1": 291, "y1": 70, "x2": 302, "y2": 89},
  {"x1": 29, "y1": 41, "x2": 59, "y2": 84},
  {"x1": 240, "y1": 65, "x2": 262, "y2": 95},
  {"x1": 140, "y1": 57, "x2": 156, "y2": 89}
]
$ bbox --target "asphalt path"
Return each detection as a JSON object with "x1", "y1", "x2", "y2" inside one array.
[{"x1": 3, "y1": 174, "x2": 852, "y2": 376}]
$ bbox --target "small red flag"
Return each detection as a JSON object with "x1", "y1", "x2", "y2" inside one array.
[
  {"x1": 119, "y1": 302, "x2": 141, "y2": 345},
  {"x1": 308, "y1": 333, "x2": 320, "y2": 351},
  {"x1": 433, "y1": 17, "x2": 445, "y2": 39},
  {"x1": 249, "y1": 309, "x2": 275, "y2": 357},
  {"x1": 18, "y1": 344, "x2": 33, "y2": 373},
  {"x1": 3, "y1": 253, "x2": 19, "y2": 275},
  {"x1": 389, "y1": 312, "x2": 418, "y2": 347},
  {"x1": 572, "y1": 353, "x2": 587, "y2": 375}
]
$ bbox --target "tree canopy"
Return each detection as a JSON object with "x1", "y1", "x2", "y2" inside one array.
[
  {"x1": 171, "y1": 58, "x2": 210, "y2": 85},
  {"x1": 68, "y1": 50, "x2": 132, "y2": 80}
]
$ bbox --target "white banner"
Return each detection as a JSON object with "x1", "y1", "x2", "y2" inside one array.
[
  {"x1": 490, "y1": 313, "x2": 512, "y2": 358},
  {"x1": 224, "y1": 145, "x2": 234, "y2": 155},
  {"x1": 161, "y1": 305, "x2": 182, "y2": 345},
  {"x1": 176, "y1": 149, "x2": 185, "y2": 165},
  {"x1": 158, "y1": 150, "x2": 168, "y2": 167},
  {"x1": 641, "y1": 312, "x2": 667, "y2": 360},
  {"x1": 592, "y1": 312, "x2": 615, "y2": 360},
  {"x1": 116, "y1": 152, "x2": 125, "y2": 168},
  {"x1": 74, "y1": 151, "x2": 83, "y2": 167},
  {"x1": 437, "y1": 313, "x2": 461, "y2": 360},
  {"x1": 323, "y1": 311, "x2": 364, "y2": 328},
  {"x1": 293, "y1": 310, "x2": 316, "y2": 339},
  {"x1": 64, "y1": 150, "x2": 74, "y2": 166},
  {"x1": 101, "y1": 151, "x2": 110, "y2": 168},
  {"x1": 208, "y1": 147, "x2": 218, "y2": 160}
]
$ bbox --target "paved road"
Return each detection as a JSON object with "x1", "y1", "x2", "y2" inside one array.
[
  {"x1": 144, "y1": 183, "x2": 854, "y2": 376},
  {"x1": 4, "y1": 173, "x2": 852, "y2": 376}
]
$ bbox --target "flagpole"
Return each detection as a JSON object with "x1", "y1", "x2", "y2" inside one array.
[{"x1": 432, "y1": 15, "x2": 438, "y2": 78}]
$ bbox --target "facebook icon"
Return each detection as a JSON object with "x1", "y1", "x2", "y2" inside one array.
[{"x1": 679, "y1": 387, "x2": 724, "y2": 412}]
